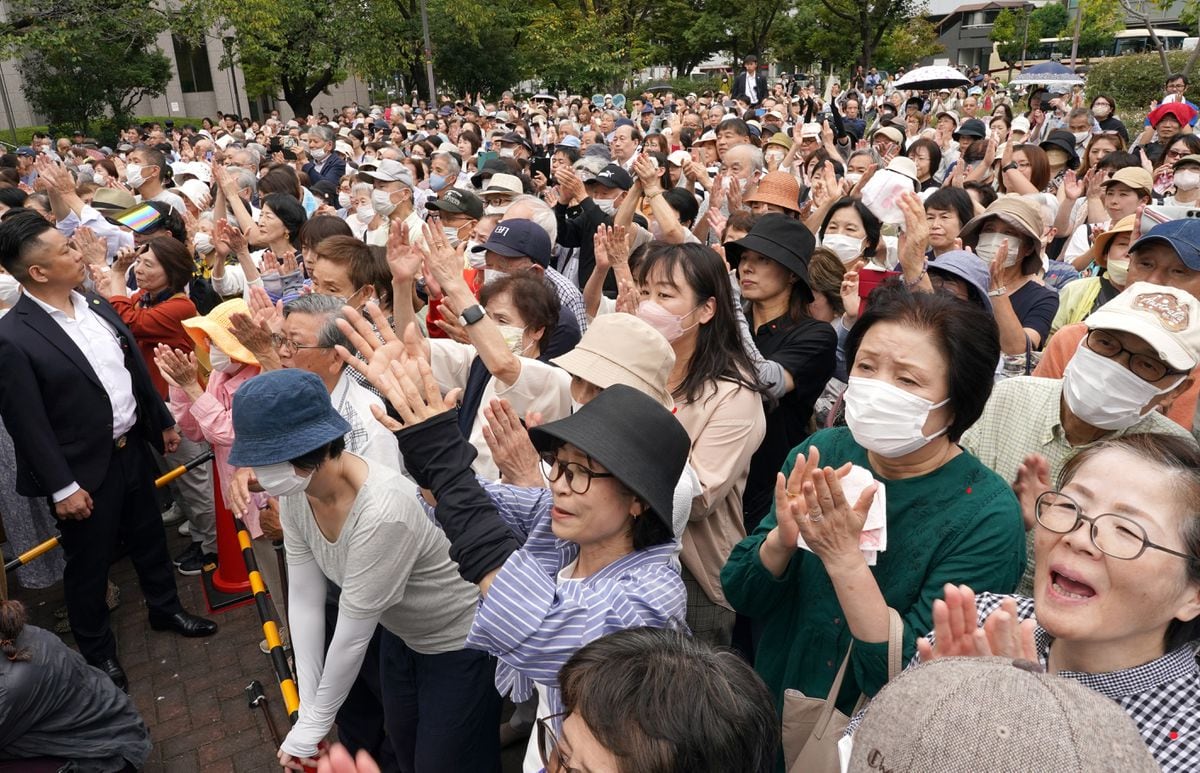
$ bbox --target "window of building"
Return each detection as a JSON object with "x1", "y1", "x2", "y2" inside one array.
[{"x1": 172, "y1": 35, "x2": 215, "y2": 94}]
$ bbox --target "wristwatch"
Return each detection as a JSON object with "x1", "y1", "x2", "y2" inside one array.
[
  {"x1": 457, "y1": 304, "x2": 486, "y2": 327},
  {"x1": 1002, "y1": 162, "x2": 1019, "y2": 172}
]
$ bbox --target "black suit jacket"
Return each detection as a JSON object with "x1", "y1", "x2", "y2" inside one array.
[
  {"x1": 733, "y1": 72, "x2": 769, "y2": 107},
  {"x1": 0, "y1": 292, "x2": 174, "y2": 497}
]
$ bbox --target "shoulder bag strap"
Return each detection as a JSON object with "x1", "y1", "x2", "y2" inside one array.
[
  {"x1": 809, "y1": 642, "x2": 854, "y2": 739},
  {"x1": 887, "y1": 607, "x2": 904, "y2": 681}
]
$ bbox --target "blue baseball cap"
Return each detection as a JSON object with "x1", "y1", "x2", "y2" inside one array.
[
  {"x1": 1130, "y1": 219, "x2": 1200, "y2": 271},
  {"x1": 228, "y1": 370, "x2": 351, "y2": 467},
  {"x1": 479, "y1": 218, "x2": 552, "y2": 267},
  {"x1": 928, "y1": 250, "x2": 993, "y2": 312},
  {"x1": 556, "y1": 136, "x2": 581, "y2": 149}
]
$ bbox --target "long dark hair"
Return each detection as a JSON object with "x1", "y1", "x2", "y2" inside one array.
[{"x1": 634, "y1": 242, "x2": 764, "y2": 404}]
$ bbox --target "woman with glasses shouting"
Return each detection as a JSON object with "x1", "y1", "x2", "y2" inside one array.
[{"x1": 914, "y1": 432, "x2": 1200, "y2": 773}]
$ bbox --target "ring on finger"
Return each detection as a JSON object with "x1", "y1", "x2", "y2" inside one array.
[{"x1": 786, "y1": 489, "x2": 801, "y2": 499}]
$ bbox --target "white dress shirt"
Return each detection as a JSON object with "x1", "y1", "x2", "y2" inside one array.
[{"x1": 27, "y1": 290, "x2": 138, "y2": 501}]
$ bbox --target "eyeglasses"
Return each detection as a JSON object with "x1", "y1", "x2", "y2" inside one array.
[
  {"x1": 271, "y1": 334, "x2": 330, "y2": 355},
  {"x1": 539, "y1": 452, "x2": 614, "y2": 495},
  {"x1": 537, "y1": 713, "x2": 581, "y2": 773},
  {"x1": 1084, "y1": 329, "x2": 1186, "y2": 383},
  {"x1": 1035, "y1": 490, "x2": 1192, "y2": 561},
  {"x1": 1167, "y1": 147, "x2": 1190, "y2": 159}
]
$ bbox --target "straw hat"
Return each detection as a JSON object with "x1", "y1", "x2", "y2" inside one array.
[{"x1": 182, "y1": 298, "x2": 259, "y2": 367}]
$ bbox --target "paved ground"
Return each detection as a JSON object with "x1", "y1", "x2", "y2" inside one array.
[
  {"x1": 17, "y1": 529, "x2": 288, "y2": 772},
  {"x1": 13, "y1": 529, "x2": 529, "y2": 772}
]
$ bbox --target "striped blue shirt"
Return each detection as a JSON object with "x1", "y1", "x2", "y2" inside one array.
[{"x1": 424, "y1": 478, "x2": 686, "y2": 721}]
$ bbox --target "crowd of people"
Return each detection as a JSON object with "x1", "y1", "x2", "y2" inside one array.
[{"x1": 0, "y1": 56, "x2": 1199, "y2": 773}]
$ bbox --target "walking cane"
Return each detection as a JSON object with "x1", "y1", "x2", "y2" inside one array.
[
  {"x1": 4, "y1": 449, "x2": 216, "y2": 575},
  {"x1": 246, "y1": 680, "x2": 286, "y2": 748}
]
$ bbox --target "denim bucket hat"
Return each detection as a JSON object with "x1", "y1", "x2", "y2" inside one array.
[{"x1": 228, "y1": 369, "x2": 351, "y2": 467}]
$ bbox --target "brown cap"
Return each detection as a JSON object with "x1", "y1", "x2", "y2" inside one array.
[
  {"x1": 849, "y1": 657, "x2": 1160, "y2": 773},
  {"x1": 551, "y1": 313, "x2": 676, "y2": 409},
  {"x1": 1077, "y1": 213, "x2": 1137, "y2": 268},
  {"x1": 1101, "y1": 166, "x2": 1154, "y2": 195},
  {"x1": 958, "y1": 195, "x2": 1045, "y2": 259},
  {"x1": 742, "y1": 171, "x2": 802, "y2": 214}
]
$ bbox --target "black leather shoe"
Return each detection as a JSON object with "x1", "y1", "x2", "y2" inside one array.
[
  {"x1": 148, "y1": 610, "x2": 218, "y2": 637},
  {"x1": 93, "y1": 657, "x2": 128, "y2": 692}
]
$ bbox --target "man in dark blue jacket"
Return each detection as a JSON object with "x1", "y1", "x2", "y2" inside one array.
[{"x1": 302, "y1": 125, "x2": 347, "y2": 186}]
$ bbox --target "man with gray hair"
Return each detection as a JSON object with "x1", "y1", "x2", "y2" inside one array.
[
  {"x1": 239, "y1": 293, "x2": 401, "y2": 472},
  {"x1": 302, "y1": 125, "x2": 346, "y2": 186}
]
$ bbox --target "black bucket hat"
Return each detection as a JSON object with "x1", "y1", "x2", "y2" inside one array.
[
  {"x1": 723, "y1": 213, "x2": 815, "y2": 302},
  {"x1": 1039, "y1": 129, "x2": 1080, "y2": 170},
  {"x1": 529, "y1": 384, "x2": 689, "y2": 529}
]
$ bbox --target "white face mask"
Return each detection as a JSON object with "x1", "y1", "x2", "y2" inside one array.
[
  {"x1": 1073, "y1": 131, "x2": 1091, "y2": 146},
  {"x1": 1174, "y1": 169, "x2": 1200, "y2": 191},
  {"x1": 843, "y1": 376, "x2": 951, "y2": 457},
  {"x1": 371, "y1": 189, "x2": 397, "y2": 216},
  {"x1": 208, "y1": 344, "x2": 238, "y2": 373},
  {"x1": 484, "y1": 204, "x2": 509, "y2": 216},
  {"x1": 93, "y1": 170, "x2": 109, "y2": 185},
  {"x1": 765, "y1": 150, "x2": 785, "y2": 166},
  {"x1": 499, "y1": 147, "x2": 515, "y2": 158},
  {"x1": 125, "y1": 163, "x2": 146, "y2": 189},
  {"x1": 253, "y1": 461, "x2": 313, "y2": 497},
  {"x1": 1093, "y1": 104, "x2": 1111, "y2": 119},
  {"x1": 844, "y1": 172, "x2": 863, "y2": 187},
  {"x1": 338, "y1": 192, "x2": 352, "y2": 208},
  {"x1": 496, "y1": 324, "x2": 528, "y2": 355},
  {"x1": 822, "y1": 233, "x2": 864, "y2": 265},
  {"x1": 0, "y1": 273, "x2": 20, "y2": 306},
  {"x1": 594, "y1": 198, "x2": 617, "y2": 215},
  {"x1": 1105, "y1": 257, "x2": 1129, "y2": 286},
  {"x1": 442, "y1": 225, "x2": 462, "y2": 247},
  {"x1": 974, "y1": 232, "x2": 1020, "y2": 267},
  {"x1": 311, "y1": 147, "x2": 328, "y2": 162},
  {"x1": 355, "y1": 203, "x2": 375, "y2": 223},
  {"x1": 483, "y1": 268, "x2": 507, "y2": 285},
  {"x1": 193, "y1": 232, "x2": 215, "y2": 254},
  {"x1": 1062, "y1": 343, "x2": 1180, "y2": 431},
  {"x1": 466, "y1": 241, "x2": 487, "y2": 268}
]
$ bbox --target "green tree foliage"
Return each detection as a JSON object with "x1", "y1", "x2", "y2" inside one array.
[
  {"x1": 177, "y1": 0, "x2": 421, "y2": 115},
  {"x1": 991, "y1": 7, "x2": 1036, "y2": 70},
  {"x1": 1032, "y1": 2, "x2": 1069, "y2": 37},
  {"x1": 2, "y1": 0, "x2": 172, "y2": 134},
  {"x1": 1073, "y1": 0, "x2": 1125, "y2": 56},
  {"x1": 876, "y1": 17, "x2": 944, "y2": 71},
  {"x1": 803, "y1": 0, "x2": 925, "y2": 69}
]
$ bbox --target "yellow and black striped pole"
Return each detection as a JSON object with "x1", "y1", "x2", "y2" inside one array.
[
  {"x1": 4, "y1": 536, "x2": 61, "y2": 574},
  {"x1": 5, "y1": 449, "x2": 217, "y2": 575},
  {"x1": 234, "y1": 516, "x2": 300, "y2": 721}
]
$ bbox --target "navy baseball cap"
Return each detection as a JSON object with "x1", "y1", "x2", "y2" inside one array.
[
  {"x1": 228, "y1": 369, "x2": 351, "y2": 467},
  {"x1": 478, "y1": 219, "x2": 552, "y2": 267},
  {"x1": 15, "y1": 146, "x2": 36, "y2": 157},
  {"x1": 1131, "y1": 219, "x2": 1200, "y2": 271}
]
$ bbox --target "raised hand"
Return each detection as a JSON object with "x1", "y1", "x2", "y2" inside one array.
[
  {"x1": 481, "y1": 398, "x2": 543, "y2": 487},
  {"x1": 387, "y1": 222, "x2": 423, "y2": 284},
  {"x1": 73, "y1": 226, "x2": 108, "y2": 266},
  {"x1": 1012, "y1": 453, "x2": 1051, "y2": 531},
  {"x1": 334, "y1": 304, "x2": 408, "y2": 391},
  {"x1": 916, "y1": 583, "x2": 987, "y2": 662},
  {"x1": 370, "y1": 354, "x2": 459, "y2": 430},
  {"x1": 154, "y1": 344, "x2": 200, "y2": 390}
]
